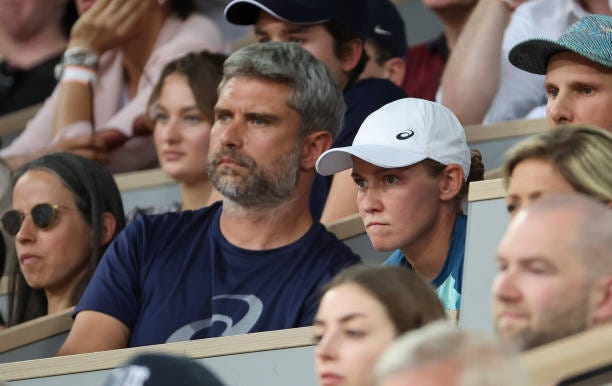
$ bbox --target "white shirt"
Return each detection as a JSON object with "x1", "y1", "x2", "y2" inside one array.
[{"x1": 483, "y1": 0, "x2": 589, "y2": 123}]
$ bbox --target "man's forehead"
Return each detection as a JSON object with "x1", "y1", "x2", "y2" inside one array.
[
  {"x1": 498, "y1": 211, "x2": 578, "y2": 262},
  {"x1": 547, "y1": 51, "x2": 612, "y2": 75},
  {"x1": 255, "y1": 10, "x2": 320, "y2": 31}
]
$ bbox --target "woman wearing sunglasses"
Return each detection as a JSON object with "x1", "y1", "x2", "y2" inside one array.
[{"x1": 1, "y1": 152, "x2": 125, "y2": 326}]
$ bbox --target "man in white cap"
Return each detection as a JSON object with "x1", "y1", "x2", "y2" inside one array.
[{"x1": 316, "y1": 98, "x2": 483, "y2": 311}]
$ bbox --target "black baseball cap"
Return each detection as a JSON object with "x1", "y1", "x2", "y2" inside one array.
[
  {"x1": 224, "y1": 0, "x2": 369, "y2": 39},
  {"x1": 103, "y1": 353, "x2": 226, "y2": 386},
  {"x1": 366, "y1": 0, "x2": 407, "y2": 59}
]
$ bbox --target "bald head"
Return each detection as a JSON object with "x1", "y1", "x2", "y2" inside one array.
[
  {"x1": 493, "y1": 193, "x2": 612, "y2": 351},
  {"x1": 507, "y1": 193, "x2": 612, "y2": 277}
]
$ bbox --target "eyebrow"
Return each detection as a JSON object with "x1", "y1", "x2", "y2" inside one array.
[
  {"x1": 351, "y1": 166, "x2": 405, "y2": 179},
  {"x1": 156, "y1": 104, "x2": 201, "y2": 113},
  {"x1": 245, "y1": 112, "x2": 279, "y2": 122},
  {"x1": 545, "y1": 78, "x2": 604, "y2": 89},
  {"x1": 213, "y1": 107, "x2": 231, "y2": 116},
  {"x1": 314, "y1": 313, "x2": 367, "y2": 326},
  {"x1": 496, "y1": 255, "x2": 556, "y2": 267}
]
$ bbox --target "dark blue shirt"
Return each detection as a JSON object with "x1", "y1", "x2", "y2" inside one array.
[
  {"x1": 76, "y1": 202, "x2": 361, "y2": 347},
  {"x1": 310, "y1": 78, "x2": 407, "y2": 220}
]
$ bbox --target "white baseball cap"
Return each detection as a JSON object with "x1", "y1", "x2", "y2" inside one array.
[{"x1": 316, "y1": 98, "x2": 471, "y2": 179}]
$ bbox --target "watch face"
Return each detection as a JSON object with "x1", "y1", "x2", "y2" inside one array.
[{"x1": 55, "y1": 49, "x2": 99, "y2": 79}]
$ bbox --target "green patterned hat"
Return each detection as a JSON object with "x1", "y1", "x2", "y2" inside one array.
[{"x1": 509, "y1": 14, "x2": 612, "y2": 74}]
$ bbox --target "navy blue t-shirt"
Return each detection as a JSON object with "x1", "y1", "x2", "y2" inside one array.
[
  {"x1": 310, "y1": 78, "x2": 407, "y2": 219},
  {"x1": 76, "y1": 202, "x2": 361, "y2": 347}
]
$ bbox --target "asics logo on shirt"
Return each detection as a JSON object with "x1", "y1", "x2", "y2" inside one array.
[{"x1": 166, "y1": 294, "x2": 264, "y2": 343}]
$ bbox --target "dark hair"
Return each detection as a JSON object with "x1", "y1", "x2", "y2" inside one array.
[
  {"x1": 422, "y1": 149, "x2": 485, "y2": 206},
  {"x1": 324, "y1": 21, "x2": 368, "y2": 88},
  {"x1": 321, "y1": 266, "x2": 446, "y2": 334},
  {"x1": 148, "y1": 50, "x2": 227, "y2": 125},
  {"x1": 60, "y1": 1, "x2": 79, "y2": 38},
  {"x1": 168, "y1": 0, "x2": 198, "y2": 20},
  {"x1": 7, "y1": 153, "x2": 126, "y2": 326},
  {"x1": 367, "y1": 38, "x2": 394, "y2": 67}
]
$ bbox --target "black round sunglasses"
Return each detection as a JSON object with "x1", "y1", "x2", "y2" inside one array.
[{"x1": 1, "y1": 203, "x2": 62, "y2": 236}]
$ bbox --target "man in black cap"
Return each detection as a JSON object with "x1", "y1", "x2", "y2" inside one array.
[
  {"x1": 359, "y1": 0, "x2": 407, "y2": 88},
  {"x1": 225, "y1": 0, "x2": 407, "y2": 224}
]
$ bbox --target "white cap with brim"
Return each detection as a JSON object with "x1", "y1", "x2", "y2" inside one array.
[{"x1": 316, "y1": 98, "x2": 470, "y2": 180}]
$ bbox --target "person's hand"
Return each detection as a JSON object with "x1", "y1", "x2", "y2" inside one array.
[
  {"x1": 132, "y1": 114, "x2": 155, "y2": 137},
  {"x1": 48, "y1": 134, "x2": 111, "y2": 164},
  {"x1": 95, "y1": 129, "x2": 129, "y2": 151},
  {"x1": 68, "y1": 0, "x2": 152, "y2": 55},
  {"x1": 498, "y1": 0, "x2": 530, "y2": 12}
]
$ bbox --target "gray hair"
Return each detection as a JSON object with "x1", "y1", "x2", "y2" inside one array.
[
  {"x1": 219, "y1": 42, "x2": 346, "y2": 138},
  {"x1": 375, "y1": 321, "x2": 530, "y2": 386}
]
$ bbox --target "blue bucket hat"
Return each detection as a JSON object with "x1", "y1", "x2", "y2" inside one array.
[
  {"x1": 509, "y1": 14, "x2": 612, "y2": 74},
  {"x1": 366, "y1": 0, "x2": 407, "y2": 59},
  {"x1": 224, "y1": 0, "x2": 369, "y2": 39}
]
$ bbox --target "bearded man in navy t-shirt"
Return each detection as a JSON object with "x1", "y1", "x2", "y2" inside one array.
[{"x1": 58, "y1": 42, "x2": 361, "y2": 354}]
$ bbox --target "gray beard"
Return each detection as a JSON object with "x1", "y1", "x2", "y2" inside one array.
[{"x1": 208, "y1": 145, "x2": 300, "y2": 208}]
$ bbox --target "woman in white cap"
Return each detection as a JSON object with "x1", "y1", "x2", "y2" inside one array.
[{"x1": 316, "y1": 98, "x2": 484, "y2": 312}]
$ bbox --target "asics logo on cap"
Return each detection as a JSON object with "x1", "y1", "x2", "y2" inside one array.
[
  {"x1": 374, "y1": 25, "x2": 392, "y2": 36},
  {"x1": 396, "y1": 130, "x2": 414, "y2": 140}
]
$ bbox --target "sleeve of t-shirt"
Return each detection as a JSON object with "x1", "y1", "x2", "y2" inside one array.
[{"x1": 74, "y1": 215, "x2": 147, "y2": 330}]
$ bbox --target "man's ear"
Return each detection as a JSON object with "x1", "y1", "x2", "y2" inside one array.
[
  {"x1": 591, "y1": 275, "x2": 612, "y2": 327},
  {"x1": 382, "y1": 57, "x2": 406, "y2": 87},
  {"x1": 340, "y1": 38, "x2": 364, "y2": 74},
  {"x1": 439, "y1": 164, "x2": 464, "y2": 202},
  {"x1": 300, "y1": 131, "x2": 333, "y2": 171},
  {"x1": 99, "y1": 212, "x2": 117, "y2": 246}
]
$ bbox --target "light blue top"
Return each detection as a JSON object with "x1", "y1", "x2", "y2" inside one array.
[{"x1": 384, "y1": 214, "x2": 467, "y2": 310}]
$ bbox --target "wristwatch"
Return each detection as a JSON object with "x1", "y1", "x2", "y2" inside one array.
[{"x1": 54, "y1": 47, "x2": 99, "y2": 80}]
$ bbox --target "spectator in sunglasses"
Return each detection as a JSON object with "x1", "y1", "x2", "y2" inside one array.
[{"x1": 1, "y1": 152, "x2": 125, "y2": 326}]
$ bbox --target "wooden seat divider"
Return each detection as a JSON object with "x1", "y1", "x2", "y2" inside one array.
[
  {"x1": 464, "y1": 118, "x2": 547, "y2": 171},
  {"x1": 0, "y1": 104, "x2": 41, "y2": 141},
  {"x1": 459, "y1": 178, "x2": 507, "y2": 332},
  {"x1": 0, "y1": 307, "x2": 74, "y2": 365},
  {"x1": 0, "y1": 326, "x2": 316, "y2": 385}
]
